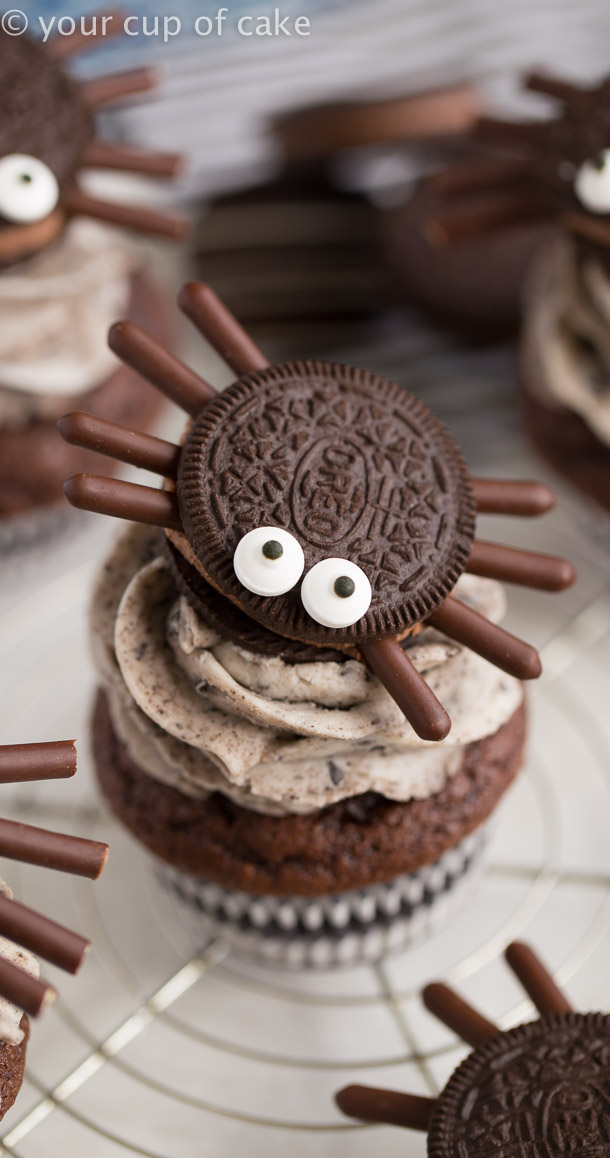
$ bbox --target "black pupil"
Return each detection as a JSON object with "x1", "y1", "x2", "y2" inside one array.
[
  {"x1": 20, "y1": 173, "x2": 33, "y2": 184},
  {"x1": 334, "y1": 576, "x2": 355, "y2": 598},
  {"x1": 592, "y1": 154, "x2": 607, "y2": 172},
  {"x1": 262, "y1": 540, "x2": 283, "y2": 560}
]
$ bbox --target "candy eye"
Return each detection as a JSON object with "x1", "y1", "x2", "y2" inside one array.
[
  {"x1": 574, "y1": 149, "x2": 610, "y2": 214},
  {"x1": 0, "y1": 154, "x2": 59, "y2": 225},
  {"x1": 300, "y1": 558, "x2": 371, "y2": 629},
  {"x1": 233, "y1": 527, "x2": 304, "y2": 596}
]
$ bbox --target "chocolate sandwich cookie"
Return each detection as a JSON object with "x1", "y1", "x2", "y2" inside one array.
[
  {"x1": 66, "y1": 282, "x2": 574, "y2": 968},
  {"x1": 337, "y1": 941, "x2": 610, "y2": 1155},
  {"x1": 0, "y1": 1017, "x2": 28, "y2": 1120}
]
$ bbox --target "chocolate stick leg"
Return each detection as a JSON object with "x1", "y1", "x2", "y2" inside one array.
[
  {"x1": 108, "y1": 321, "x2": 215, "y2": 416},
  {"x1": 524, "y1": 72, "x2": 583, "y2": 101},
  {"x1": 467, "y1": 540, "x2": 576, "y2": 592},
  {"x1": 505, "y1": 942, "x2": 573, "y2": 1015},
  {"x1": 0, "y1": 819, "x2": 108, "y2": 880},
  {"x1": 63, "y1": 188, "x2": 188, "y2": 240},
  {"x1": 0, "y1": 741, "x2": 76, "y2": 784},
  {"x1": 64, "y1": 474, "x2": 183, "y2": 533},
  {"x1": 0, "y1": 896, "x2": 89, "y2": 975},
  {"x1": 48, "y1": 7, "x2": 127, "y2": 58},
  {"x1": 358, "y1": 639, "x2": 451, "y2": 741},
  {"x1": 423, "y1": 983, "x2": 499, "y2": 1048},
  {"x1": 81, "y1": 67, "x2": 156, "y2": 107},
  {"x1": 179, "y1": 282, "x2": 269, "y2": 378},
  {"x1": 58, "y1": 413, "x2": 181, "y2": 480},
  {"x1": 0, "y1": 958, "x2": 56, "y2": 1019},
  {"x1": 563, "y1": 212, "x2": 610, "y2": 249},
  {"x1": 429, "y1": 157, "x2": 531, "y2": 196},
  {"x1": 428, "y1": 596, "x2": 541, "y2": 680},
  {"x1": 471, "y1": 478, "x2": 556, "y2": 516},
  {"x1": 335, "y1": 1085, "x2": 435, "y2": 1131},
  {"x1": 83, "y1": 140, "x2": 182, "y2": 178},
  {"x1": 427, "y1": 190, "x2": 550, "y2": 248}
]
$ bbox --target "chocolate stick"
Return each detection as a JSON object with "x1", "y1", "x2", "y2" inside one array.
[
  {"x1": 0, "y1": 741, "x2": 76, "y2": 785},
  {"x1": 471, "y1": 478, "x2": 556, "y2": 516},
  {"x1": 179, "y1": 282, "x2": 269, "y2": 378},
  {"x1": 427, "y1": 191, "x2": 550, "y2": 248},
  {"x1": 359, "y1": 639, "x2": 450, "y2": 741},
  {"x1": 429, "y1": 156, "x2": 532, "y2": 196},
  {"x1": 63, "y1": 188, "x2": 188, "y2": 240},
  {"x1": 423, "y1": 982, "x2": 499, "y2": 1048},
  {"x1": 505, "y1": 942, "x2": 573, "y2": 1015},
  {"x1": 48, "y1": 8, "x2": 127, "y2": 58},
  {"x1": 81, "y1": 67, "x2": 156, "y2": 107},
  {"x1": 524, "y1": 72, "x2": 583, "y2": 102},
  {"x1": 109, "y1": 321, "x2": 215, "y2": 416},
  {"x1": 0, "y1": 819, "x2": 108, "y2": 880},
  {"x1": 474, "y1": 116, "x2": 547, "y2": 146},
  {"x1": 335, "y1": 1085, "x2": 435, "y2": 1131},
  {"x1": 64, "y1": 474, "x2": 183, "y2": 532},
  {"x1": 467, "y1": 540, "x2": 575, "y2": 592},
  {"x1": 0, "y1": 896, "x2": 89, "y2": 975},
  {"x1": 0, "y1": 958, "x2": 56, "y2": 1019},
  {"x1": 83, "y1": 140, "x2": 182, "y2": 178},
  {"x1": 563, "y1": 212, "x2": 610, "y2": 249},
  {"x1": 58, "y1": 412, "x2": 181, "y2": 480},
  {"x1": 428, "y1": 596, "x2": 541, "y2": 680}
]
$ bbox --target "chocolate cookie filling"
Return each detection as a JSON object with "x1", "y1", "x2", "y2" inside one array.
[{"x1": 93, "y1": 688, "x2": 525, "y2": 896}]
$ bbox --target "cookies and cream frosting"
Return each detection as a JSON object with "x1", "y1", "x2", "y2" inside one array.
[
  {"x1": 0, "y1": 879, "x2": 38, "y2": 1047},
  {"x1": 521, "y1": 235, "x2": 610, "y2": 447},
  {"x1": 92, "y1": 525, "x2": 523, "y2": 817},
  {"x1": 0, "y1": 219, "x2": 135, "y2": 431}
]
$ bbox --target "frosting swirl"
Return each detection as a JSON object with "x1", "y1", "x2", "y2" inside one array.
[
  {"x1": 92, "y1": 526, "x2": 523, "y2": 817},
  {"x1": 521, "y1": 235, "x2": 610, "y2": 447},
  {"x1": 0, "y1": 219, "x2": 135, "y2": 431}
]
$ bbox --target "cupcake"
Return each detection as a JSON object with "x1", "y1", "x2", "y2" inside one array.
[
  {"x1": 417, "y1": 71, "x2": 610, "y2": 508},
  {"x1": 0, "y1": 739, "x2": 108, "y2": 1118},
  {"x1": 61, "y1": 283, "x2": 574, "y2": 968},
  {"x1": 0, "y1": 23, "x2": 186, "y2": 545},
  {"x1": 336, "y1": 940, "x2": 609, "y2": 1153}
]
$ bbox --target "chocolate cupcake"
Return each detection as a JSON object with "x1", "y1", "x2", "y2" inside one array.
[
  {"x1": 61, "y1": 284, "x2": 574, "y2": 967},
  {"x1": 0, "y1": 23, "x2": 186, "y2": 546},
  {"x1": 336, "y1": 940, "x2": 609, "y2": 1154},
  {"x1": 417, "y1": 71, "x2": 610, "y2": 508},
  {"x1": 0, "y1": 740, "x2": 108, "y2": 1117}
]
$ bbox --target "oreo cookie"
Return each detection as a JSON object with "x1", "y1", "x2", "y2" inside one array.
[{"x1": 178, "y1": 360, "x2": 476, "y2": 647}]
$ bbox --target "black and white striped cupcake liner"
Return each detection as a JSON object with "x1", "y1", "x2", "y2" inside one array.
[{"x1": 155, "y1": 824, "x2": 488, "y2": 969}]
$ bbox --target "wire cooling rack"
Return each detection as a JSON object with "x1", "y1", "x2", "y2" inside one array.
[{"x1": 0, "y1": 326, "x2": 609, "y2": 1156}]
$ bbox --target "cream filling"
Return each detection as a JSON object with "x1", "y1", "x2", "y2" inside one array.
[
  {"x1": 521, "y1": 235, "x2": 610, "y2": 446},
  {"x1": 0, "y1": 879, "x2": 38, "y2": 1047},
  {"x1": 0, "y1": 219, "x2": 136, "y2": 430},
  {"x1": 92, "y1": 526, "x2": 522, "y2": 816}
]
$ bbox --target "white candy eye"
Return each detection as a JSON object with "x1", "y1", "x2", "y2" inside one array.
[
  {"x1": 0, "y1": 154, "x2": 59, "y2": 225},
  {"x1": 301, "y1": 558, "x2": 371, "y2": 629},
  {"x1": 574, "y1": 150, "x2": 610, "y2": 214},
  {"x1": 233, "y1": 527, "x2": 304, "y2": 597}
]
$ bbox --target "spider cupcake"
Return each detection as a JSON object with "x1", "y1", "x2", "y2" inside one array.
[
  {"x1": 60, "y1": 284, "x2": 574, "y2": 967},
  {"x1": 0, "y1": 740, "x2": 108, "y2": 1118},
  {"x1": 0, "y1": 16, "x2": 186, "y2": 543},
  {"x1": 337, "y1": 940, "x2": 609, "y2": 1156},
  {"x1": 420, "y1": 71, "x2": 610, "y2": 510}
]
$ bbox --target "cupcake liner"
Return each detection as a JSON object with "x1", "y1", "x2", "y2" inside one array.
[{"x1": 155, "y1": 824, "x2": 488, "y2": 970}]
